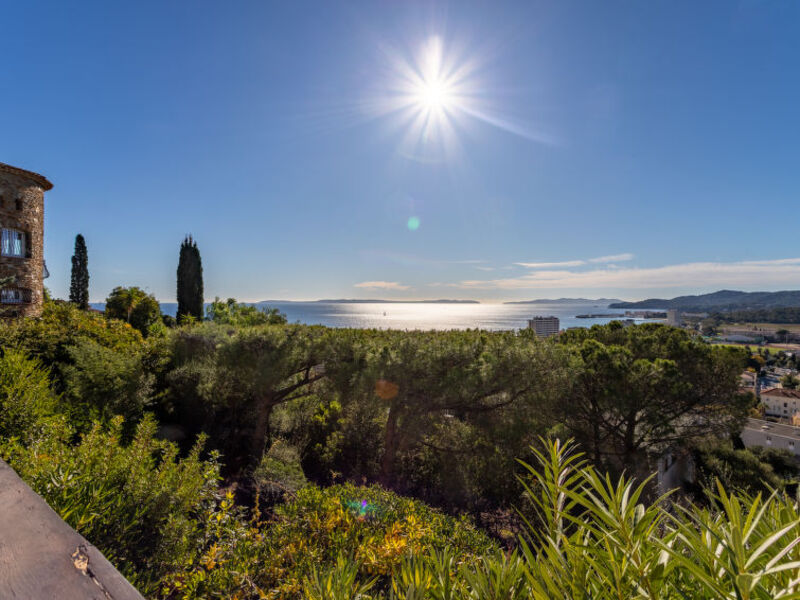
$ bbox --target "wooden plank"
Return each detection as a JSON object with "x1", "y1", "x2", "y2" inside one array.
[{"x1": 0, "y1": 460, "x2": 145, "y2": 599}]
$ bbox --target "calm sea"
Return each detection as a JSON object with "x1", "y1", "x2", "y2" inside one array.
[{"x1": 151, "y1": 301, "x2": 659, "y2": 331}]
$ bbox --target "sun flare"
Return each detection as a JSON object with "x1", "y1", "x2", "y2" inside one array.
[
  {"x1": 366, "y1": 33, "x2": 552, "y2": 160},
  {"x1": 415, "y1": 79, "x2": 452, "y2": 111},
  {"x1": 408, "y1": 36, "x2": 459, "y2": 119}
]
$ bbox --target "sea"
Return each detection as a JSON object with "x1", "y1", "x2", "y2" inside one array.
[{"x1": 150, "y1": 301, "x2": 660, "y2": 332}]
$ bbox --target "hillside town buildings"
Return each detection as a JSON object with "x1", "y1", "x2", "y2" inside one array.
[
  {"x1": 666, "y1": 309, "x2": 682, "y2": 327},
  {"x1": 742, "y1": 418, "x2": 800, "y2": 457},
  {"x1": 761, "y1": 387, "x2": 800, "y2": 421}
]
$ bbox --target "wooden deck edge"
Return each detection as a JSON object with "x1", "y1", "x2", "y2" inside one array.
[{"x1": 0, "y1": 459, "x2": 145, "y2": 599}]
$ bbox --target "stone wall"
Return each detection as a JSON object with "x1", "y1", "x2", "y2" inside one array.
[{"x1": 0, "y1": 168, "x2": 47, "y2": 317}]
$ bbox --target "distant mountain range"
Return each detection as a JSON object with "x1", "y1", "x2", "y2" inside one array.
[
  {"x1": 609, "y1": 290, "x2": 800, "y2": 312},
  {"x1": 94, "y1": 292, "x2": 800, "y2": 316},
  {"x1": 504, "y1": 298, "x2": 622, "y2": 305},
  {"x1": 91, "y1": 299, "x2": 481, "y2": 316},
  {"x1": 259, "y1": 299, "x2": 481, "y2": 304}
]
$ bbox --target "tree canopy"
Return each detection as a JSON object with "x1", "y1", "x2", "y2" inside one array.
[
  {"x1": 69, "y1": 234, "x2": 89, "y2": 310},
  {"x1": 104, "y1": 286, "x2": 161, "y2": 336},
  {"x1": 205, "y1": 297, "x2": 287, "y2": 326},
  {"x1": 176, "y1": 235, "x2": 203, "y2": 322},
  {"x1": 556, "y1": 322, "x2": 750, "y2": 475}
]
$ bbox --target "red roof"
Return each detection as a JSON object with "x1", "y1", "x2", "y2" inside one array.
[{"x1": 761, "y1": 387, "x2": 800, "y2": 399}]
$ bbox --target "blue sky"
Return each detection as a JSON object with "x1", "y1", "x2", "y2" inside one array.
[{"x1": 1, "y1": 0, "x2": 799, "y2": 302}]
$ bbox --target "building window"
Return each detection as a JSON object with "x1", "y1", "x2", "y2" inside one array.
[
  {"x1": 0, "y1": 228, "x2": 27, "y2": 257},
  {"x1": 0, "y1": 288, "x2": 31, "y2": 304},
  {"x1": 15, "y1": 198, "x2": 22, "y2": 211}
]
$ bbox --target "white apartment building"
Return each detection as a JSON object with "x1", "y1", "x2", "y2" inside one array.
[
  {"x1": 528, "y1": 316, "x2": 560, "y2": 338},
  {"x1": 761, "y1": 387, "x2": 800, "y2": 419},
  {"x1": 742, "y1": 419, "x2": 800, "y2": 457}
]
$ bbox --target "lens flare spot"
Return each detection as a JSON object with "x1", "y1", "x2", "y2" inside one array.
[
  {"x1": 407, "y1": 216, "x2": 420, "y2": 231},
  {"x1": 375, "y1": 379, "x2": 399, "y2": 400},
  {"x1": 344, "y1": 499, "x2": 376, "y2": 519}
]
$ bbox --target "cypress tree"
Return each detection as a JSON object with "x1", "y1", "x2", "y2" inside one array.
[
  {"x1": 69, "y1": 234, "x2": 89, "y2": 310},
  {"x1": 177, "y1": 235, "x2": 204, "y2": 322}
]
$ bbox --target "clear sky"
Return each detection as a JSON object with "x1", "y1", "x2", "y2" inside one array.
[{"x1": 2, "y1": 1, "x2": 799, "y2": 302}]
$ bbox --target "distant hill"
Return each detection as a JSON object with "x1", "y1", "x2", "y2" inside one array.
[
  {"x1": 505, "y1": 298, "x2": 622, "y2": 305},
  {"x1": 91, "y1": 299, "x2": 481, "y2": 317},
  {"x1": 609, "y1": 290, "x2": 800, "y2": 311},
  {"x1": 308, "y1": 299, "x2": 478, "y2": 304},
  {"x1": 257, "y1": 299, "x2": 480, "y2": 304}
]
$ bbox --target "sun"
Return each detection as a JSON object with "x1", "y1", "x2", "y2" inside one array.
[
  {"x1": 361, "y1": 36, "x2": 467, "y2": 152},
  {"x1": 415, "y1": 78, "x2": 453, "y2": 111},
  {"x1": 409, "y1": 37, "x2": 456, "y2": 115},
  {"x1": 365, "y1": 34, "x2": 552, "y2": 159}
]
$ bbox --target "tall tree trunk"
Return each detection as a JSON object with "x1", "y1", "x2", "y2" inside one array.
[
  {"x1": 590, "y1": 396, "x2": 603, "y2": 464},
  {"x1": 622, "y1": 410, "x2": 638, "y2": 471},
  {"x1": 380, "y1": 403, "x2": 401, "y2": 487},
  {"x1": 250, "y1": 398, "x2": 274, "y2": 465}
]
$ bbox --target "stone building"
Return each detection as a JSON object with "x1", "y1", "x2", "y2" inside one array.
[{"x1": 0, "y1": 162, "x2": 53, "y2": 317}]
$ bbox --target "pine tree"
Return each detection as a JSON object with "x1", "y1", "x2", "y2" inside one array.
[
  {"x1": 177, "y1": 235, "x2": 204, "y2": 322},
  {"x1": 69, "y1": 234, "x2": 89, "y2": 310}
]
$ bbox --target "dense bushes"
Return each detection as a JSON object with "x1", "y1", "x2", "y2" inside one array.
[
  {"x1": 161, "y1": 483, "x2": 495, "y2": 598},
  {"x1": 0, "y1": 414, "x2": 220, "y2": 595},
  {"x1": 693, "y1": 438, "x2": 799, "y2": 494},
  {"x1": 205, "y1": 297, "x2": 288, "y2": 327},
  {"x1": 0, "y1": 348, "x2": 56, "y2": 440},
  {"x1": 1, "y1": 308, "x2": 753, "y2": 515},
  {"x1": 160, "y1": 440, "x2": 800, "y2": 599},
  {"x1": 0, "y1": 300, "x2": 145, "y2": 362},
  {"x1": 4, "y1": 306, "x2": 788, "y2": 598},
  {"x1": 61, "y1": 338, "x2": 155, "y2": 427},
  {"x1": 295, "y1": 440, "x2": 800, "y2": 599},
  {"x1": 104, "y1": 286, "x2": 163, "y2": 337},
  {"x1": 557, "y1": 322, "x2": 750, "y2": 476},
  {"x1": 0, "y1": 301, "x2": 155, "y2": 429},
  {"x1": 165, "y1": 322, "x2": 329, "y2": 472},
  {"x1": 252, "y1": 438, "x2": 308, "y2": 499}
]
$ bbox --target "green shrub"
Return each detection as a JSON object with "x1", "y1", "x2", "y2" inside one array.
[
  {"x1": 61, "y1": 338, "x2": 155, "y2": 428},
  {"x1": 0, "y1": 348, "x2": 57, "y2": 440},
  {"x1": 218, "y1": 438, "x2": 799, "y2": 600},
  {"x1": 513, "y1": 439, "x2": 800, "y2": 599},
  {"x1": 286, "y1": 439, "x2": 800, "y2": 599},
  {"x1": 105, "y1": 286, "x2": 162, "y2": 337},
  {"x1": 0, "y1": 300, "x2": 145, "y2": 363},
  {"x1": 0, "y1": 301, "x2": 147, "y2": 401},
  {"x1": 692, "y1": 438, "x2": 799, "y2": 494},
  {"x1": 252, "y1": 438, "x2": 308, "y2": 499},
  {"x1": 206, "y1": 297, "x2": 287, "y2": 327},
  {"x1": 0, "y1": 415, "x2": 220, "y2": 596},
  {"x1": 160, "y1": 483, "x2": 496, "y2": 599}
]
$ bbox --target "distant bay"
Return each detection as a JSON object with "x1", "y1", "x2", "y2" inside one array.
[{"x1": 91, "y1": 301, "x2": 664, "y2": 331}]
